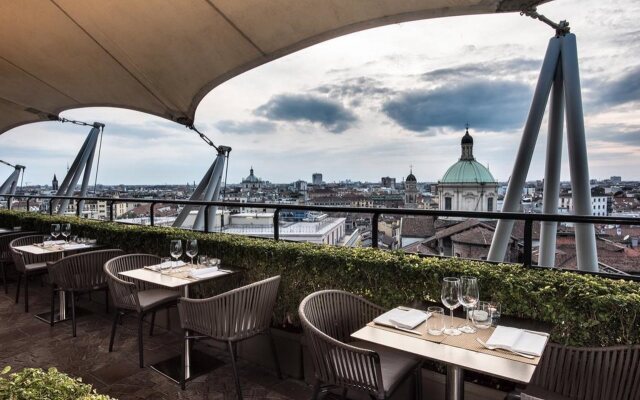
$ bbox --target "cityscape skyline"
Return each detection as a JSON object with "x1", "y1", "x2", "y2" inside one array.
[{"x1": 1, "y1": 0, "x2": 638, "y2": 185}]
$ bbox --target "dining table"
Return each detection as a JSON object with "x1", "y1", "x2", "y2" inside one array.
[
  {"x1": 119, "y1": 263, "x2": 236, "y2": 384},
  {"x1": 351, "y1": 314, "x2": 549, "y2": 400},
  {"x1": 13, "y1": 240, "x2": 101, "y2": 324}
]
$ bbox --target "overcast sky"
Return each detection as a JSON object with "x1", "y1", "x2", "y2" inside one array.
[{"x1": 2, "y1": 0, "x2": 639, "y2": 185}]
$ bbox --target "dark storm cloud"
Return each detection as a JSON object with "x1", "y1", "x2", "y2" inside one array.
[
  {"x1": 314, "y1": 77, "x2": 394, "y2": 100},
  {"x1": 594, "y1": 64, "x2": 640, "y2": 107},
  {"x1": 214, "y1": 120, "x2": 276, "y2": 135},
  {"x1": 254, "y1": 94, "x2": 357, "y2": 133},
  {"x1": 588, "y1": 124, "x2": 640, "y2": 146},
  {"x1": 382, "y1": 80, "x2": 532, "y2": 132},
  {"x1": 421, "y1": 58, "x2": 540, "y2": 82}
]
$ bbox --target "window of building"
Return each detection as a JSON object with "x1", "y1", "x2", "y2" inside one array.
[
  {"x1": 445, "y1": 197, "x2": 452, "y2": 210},
  {"x1": 487, "y1": 197, "x2": 494, "y2": 212}
]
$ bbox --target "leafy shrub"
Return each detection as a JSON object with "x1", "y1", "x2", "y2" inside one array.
[
  {"x1": 0, "y1": 366, "x2": 113, "y2": 400},
  {"x1": 1, "y1": 210, "x2": 639, "y2": 347}
]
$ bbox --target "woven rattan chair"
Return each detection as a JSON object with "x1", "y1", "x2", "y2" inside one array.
[
  {"x1": 0, "y1": 231, "x2": 35, "y2": 294},
  {"x1": 178, "y1": 275, "x2": 282, "y2": 397},
  {"x1": 299, "y1": 290, "x2": 422, "y2": 400},
  {"x1": 47, "y1": 249, "x2": 124, "y2": 337},
  {"x1": 104, "y1": 253, "x2": 180, "y2": 368},
  {"x1": 509, "y1": 343, "x2": 640, "y2": 400},
  {"x1": 10, "y1": 234, "x2": 62, "y2": 312}
]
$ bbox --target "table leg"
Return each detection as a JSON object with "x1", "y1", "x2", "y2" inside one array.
[
  {"x1": 446, "y1": 365, "x2": 464, "y2": 400},
  {"x1": 149, "y1": 284, "x2": 224, "y2": 384},
  {"x1": 35, "y1": 289, "x2": 91, "y2": 324},
  {"x1": 183, "y1": 285, "x2": 191, "y2": 380}
]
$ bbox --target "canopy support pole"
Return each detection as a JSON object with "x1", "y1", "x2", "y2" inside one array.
[
  {"x1": 52, "y1": 124, "x2": 102, "y2": 215},
  {"x1": 0, "y1": 166, "x2": 24, "y2": 196},
  {"x1": 488, "y1": 32, "x2": 598, "y2": 271},
  {"x1": 173, "y1": 146, "x2": 231, "y2": 231}
]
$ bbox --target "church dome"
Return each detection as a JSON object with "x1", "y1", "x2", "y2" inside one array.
[
  {"x1": 441, "y1": 126, "x2": 495, "y2": 184},
  {"x1": 441, "y1": 160, "x2": 495, "y2": 183},
  {"x1": 406, "y1": 173, "x2": 416, "y2": 182}
]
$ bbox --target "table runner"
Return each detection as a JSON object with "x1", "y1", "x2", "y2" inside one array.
[{"x1": 367, "y1": 315, "x2": 542, "y2": 365}]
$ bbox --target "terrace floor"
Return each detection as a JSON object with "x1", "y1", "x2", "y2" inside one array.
[{"x1": 0, "y1": 278, "x2": 314, "y2": 400}]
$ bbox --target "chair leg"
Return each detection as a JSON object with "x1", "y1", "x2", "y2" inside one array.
[
  {"x1": 1, "y1": 263, "x2": 6, "y2": 294},
  {"x1": 104, "y1": 288, "x2": 109, "y2": 314},
  {"x1": 228, "y1": 341, "x2": 243, "y2": 400},
  {"x1": 24, "y1": 272, "x2": 29, "y2": 313},
  {"x1": 109, "y1": 311, "x2": 119, "y2": 352},
  {"x1": 70, "y1": 291, "x2": 77, "y2": 337},
  {"x1": 14, "y1": 273, "x2": 21, "y2": 304},
  {"x1": 138, "y1": 313, "x2": 145, "y2": 368},
  {"x1": 149, "y1": 311, "x2": 156, "y2": 336},
  {"x1": 415, "y1": 365, "x2": 423, "y2": 400},
  {"x1": 311, "y1": 380, "x2": 322, "y2": 400},
  {"x1": 267, "y1": 330, "x2": 282, "y2": 379},
  {"x1": 50, "y1": 287, "x2": 56, "y2": 326}
]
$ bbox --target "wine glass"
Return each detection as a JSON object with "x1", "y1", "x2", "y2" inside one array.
[
  {"x1": 61, "y1": 224, "x2": 71, "y2": 242},
  {"x1": 51, "y1": 224, "x2": 60, "y2": 241},
  {"x1": 186, "y1": 239, "x2": 198, "y2": 265},
  {"x1": 458, "y1": 276, "x2": 479, "y2": 334},
  {"x1": 170, "y1": 240, "x2": 183, "y2": 268},
  {"x1": 441, "y1": 277, "x2": 462, "y2": 336}
]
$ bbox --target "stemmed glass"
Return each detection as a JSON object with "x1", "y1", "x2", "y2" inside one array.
[
  {"x1": 61, "y1": 224, "x2": 71, "y2": 243},
  {"x1": 51, "y1": 224, "x2": 61, "y2": 241},
  {"x1": 458, "y1": 276, "x2": 479, "y2": 334},
  {"x1": 170, "y1": 240, "x2": 183, "y2": 268},
  {"x1": 186, "y1": 239, "x2": 198, "y2": 265},
  {"x1": 441, "y1": 277, "x2": 462, "y2": 336}
]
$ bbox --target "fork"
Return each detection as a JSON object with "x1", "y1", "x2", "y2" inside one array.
[{"x1": 476, "y1": 338, "x2": 535, "y2": 359}]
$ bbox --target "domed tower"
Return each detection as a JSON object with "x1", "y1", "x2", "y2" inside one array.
[
  {"x1": 438, "y1": 126, "x2": 498, "y2": 213},
  {"x1": 405, "y1": 167, "x2": 418, "y2": 208}
]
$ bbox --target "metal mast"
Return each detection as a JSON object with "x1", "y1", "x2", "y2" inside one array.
[
  {"x1": 0, "y1": 160, "x2": 25, "y2": 197},
  {"x1": 487, "y1": 9, "x2": 598, "y2": 272}
]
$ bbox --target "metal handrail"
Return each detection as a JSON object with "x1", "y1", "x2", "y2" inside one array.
[{"x1": 2, "y1": 193, "x2": 639, "y2": 281}]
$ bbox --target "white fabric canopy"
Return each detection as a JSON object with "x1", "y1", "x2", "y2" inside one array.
[{"x1": 0, "y1": 0, "x2": 548, "y2": 135}]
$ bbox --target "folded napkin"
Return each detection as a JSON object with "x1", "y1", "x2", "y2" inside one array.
[
  {"x1": 43, "y1": 240, "x2": 66, "y2": 246},
  {"x1": 188, "y1": 266, "x2": 223, "y2": 279},
  {"x1": 62, "y1": 243, "x2": 88, "y2": 250},
  {"x1": 146, "y1": 260, "x2": 185, "y2": 271},
  {"x1": 387, "y1": 309, "x2": 428, "y2": 329}
]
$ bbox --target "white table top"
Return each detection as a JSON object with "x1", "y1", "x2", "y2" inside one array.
[
  {"x1": 352, "y1": 325, "x2": 537, "y2": 384},
  {"x1": 14, "y1": 243, "x2": 99, "y2": 255},
  {"x1": 0, "y1": 228, "x2": 19, "y2": 234},
  {"x1": 119, "y1": 267, "x2": 231, "y2": 288}
]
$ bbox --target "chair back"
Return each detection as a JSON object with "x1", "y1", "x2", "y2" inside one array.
[
  {"x1": 48, "y1": 249, "x2": 124, "y2": 291},
  {"x1": 104, "y1": 253, "x2": 161, "y2": 311},
  {"x1": 0, "y1": 231, "x2": 36, "y2": 262},
  {"x1": 299, "y1": 290, "x2": 386, "y2": 396},
  {"x1": 178, "y1": 275, "x2": 281, "y2": 342},
  {"x1": 531, "y1": 342, "x2": 640, "y2": 400},
  {"x1": 9, "y1": 235, "x2": 62, "y2": 272}
]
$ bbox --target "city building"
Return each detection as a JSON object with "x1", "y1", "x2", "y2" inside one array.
[
  {"x1": 381, "y1": 176, "x2": 396, "y2": 189},
  {"x1": 437, "y1": 128, "x2": 498, "y2": 212},
  {"x1": 404, "y1": 169, "x2": 418, "y2": 208},
  {"x1": 559, "y1": 194, "x2": 609, "y2": 216},
  {"x1": 312, "y1": 173, "x2": 323, "y2": 185},
  {"x1": 241, "y1": 167, "x2": 263, "y2": 192},
  {"x1": 52, "y1": 174, "x2": 58, "y2": 191}
]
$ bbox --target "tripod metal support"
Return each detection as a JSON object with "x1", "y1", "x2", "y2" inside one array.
[
  {"x1": 0, "y1": 164, "x2": 25, "y2": 196},
  {"x1": 488, "y1": 33, "x2": 598, "y2": 272},
  {"x1": 53, "y1": 124, "x2": 103, "y2": 215},
  {"x1": 173, "y1": 146, "x2": 231, "y2": 232}
]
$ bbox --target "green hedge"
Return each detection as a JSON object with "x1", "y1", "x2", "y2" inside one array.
[
  {"x1": 0, "y1": 366, "x2": 113, "y2": 400},
  {"x1": 2, "y1": 210, "x2": 639, "y2": 347}
]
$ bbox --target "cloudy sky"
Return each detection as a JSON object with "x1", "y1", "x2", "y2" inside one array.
[{"x1": 1, "y1": 0, "x2": 639, "y2": 185}]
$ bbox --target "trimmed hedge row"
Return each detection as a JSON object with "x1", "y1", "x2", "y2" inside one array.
[{"x1": 2, "y1": 210, "x2": 639, "y2": 347}]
